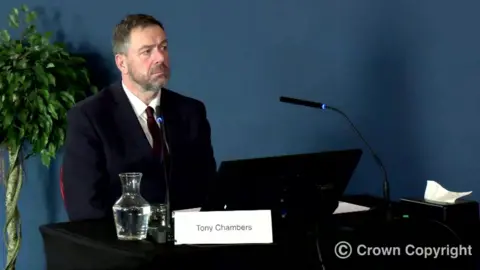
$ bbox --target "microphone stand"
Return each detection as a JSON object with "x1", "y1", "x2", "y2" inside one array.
[
  {"x1": 160, "y1": 120, "x2": 174, "y2": 243},
  {"x1": 279, "y1": 97, "x2": 393, "y2": 221},
  {"x1": 154, "y1": 112, "x2": 174, "y2": 244},
  {"x1": 327, "y1": 106, "x2": 392, "y2": 221}
]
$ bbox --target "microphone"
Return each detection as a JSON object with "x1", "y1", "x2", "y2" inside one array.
[
  {"x1": 154, "y1": 116, "x2": 170, "y2": 154},
  {"x1": 155, "y1": 106, "x2": 173, "y2": 243},
  {"x1": 279, "y1": 96, "x2": 330, "y2": 110},
  {"x1": 279, "y1": 96, "x2": 392, "y2": 219}
]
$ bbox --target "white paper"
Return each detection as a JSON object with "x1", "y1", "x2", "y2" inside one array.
[
  {"x1": 424, "y1": 180, "x2": 472, "y2": 204},
  {"x1": 333, "y1": 201, "x2": 370, "y2": 214},
  {"x1": 173, "y1": 207, "x2": 201, "y2": 213}
]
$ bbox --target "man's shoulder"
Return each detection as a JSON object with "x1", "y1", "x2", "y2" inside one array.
[
  {"x1": 164, "y1": 88, "x2": 206, "y2": 112},
  {"x1": 69, "y1": 83, "x2": 118, "y2": 116}
]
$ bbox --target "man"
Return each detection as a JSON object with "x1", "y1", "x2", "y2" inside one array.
[{"x1": 62, "y1": 14, "x2": 217, "y2": 221}]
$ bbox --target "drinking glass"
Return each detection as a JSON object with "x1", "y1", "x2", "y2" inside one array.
[{"x1": 148, "y1": 203, "x2": 172, "y2": 243}]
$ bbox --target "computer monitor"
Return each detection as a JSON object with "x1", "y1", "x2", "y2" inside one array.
[{"x1": 202, "y1": 148, "x2": 363, "y2": 220}]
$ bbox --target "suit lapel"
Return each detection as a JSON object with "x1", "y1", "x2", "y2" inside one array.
[{"x1": 110, "y1": 82, "x2": 152, "y2": 158}]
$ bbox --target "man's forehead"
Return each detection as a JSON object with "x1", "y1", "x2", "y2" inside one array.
[{"x1": 129, "y1": 26, "x2": 167, "y2": 47}]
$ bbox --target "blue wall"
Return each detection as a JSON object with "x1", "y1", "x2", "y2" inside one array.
[{"x1": 1, "y1": 0, "x2": 480, "y2": 269}]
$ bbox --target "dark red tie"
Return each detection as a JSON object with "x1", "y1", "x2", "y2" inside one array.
[{"x1": 145, "y1": 106, "x2": 163, "y2": 156}]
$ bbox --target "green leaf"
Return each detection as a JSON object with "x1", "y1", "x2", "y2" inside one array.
[
  {"x1": 67, "y1": 68, "x2": 77, "y2": 81},
  {"x1": 80, "y1": 69, "x2": 90, "y2": 83},
  {"x1": 47, "y1": 73, "x2": 55, "y2": 86},
  {"x1": 53, "y1": 41, "x2": 66, "y2": 49},
  {"x1": 3, "y1": 114, "x2": 13, "y2": 127},
  {"x1": 31, "y1": 128, "x2": 39, "y2": 141},
  {"x1": 6, "y1": 72, "x2": 13, "y2": 83},
  {"x1": 46, "y1": 63, "x2": 54, "y2": 68},
  {"x1": 39, "y1": 89, "x2": 49, "y2": 100},
  {"x1": 8, "y1": 14, "x2": 19, "y2": 28},
  {"x1": 1, "y1": 30, "x2": 10, "y2": 42},
  {"x1": 37, "y1": 100, "x2": 47, "y2": 114},
  {"x1": 47, "y1": 104, "x2": 58, "y2": 120},
  {"x1": 47, "y1": 142, "x2": 56, "y2": 154},
  {"x1": 42, "y1": 114, "x2": 53, "y2": 133},
  {"x1": 40, "y1": 150, "x2": 51, "y2": 167},
  {"x1": 16, "y1": 58, "x2": 27, "y2": 69},
  {"x1": 34, "y1": 64, "x2": 48, "y2": 86},
  {"x1": 17, "y1": 110, "x2": 27, "y2": 123},
  {"x1": 25, "y1": 11, "x2": 37, "y2": 24},
  {"x1": 18, "y1": 127, "x2": 24, "y2": 138},
  {"x1": 59, "y1": 92, "x2": 75, "y2": 106},
  {"x1": 58, "y1": 129, "x2": 65, "y2": 145},
  {"x1": 44, "y1": 31, "x2": 52, "y2": 39}
]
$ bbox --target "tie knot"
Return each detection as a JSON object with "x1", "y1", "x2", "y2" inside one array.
[{"x1": 145, "y1": 106, "x2": 155, "y2": 119}]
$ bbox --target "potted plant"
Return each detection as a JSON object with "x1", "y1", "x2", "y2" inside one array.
[{"x1": 0, "y1": 5, "x2": 97, "y2": 269}]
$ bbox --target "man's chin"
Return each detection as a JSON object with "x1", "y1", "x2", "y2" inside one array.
[
  {"x1": 152, "y1": 78, "x2": 168, "y2": 87},
  {"x1": 144, "y1": 81, "x2": 167, "y2": 92}
]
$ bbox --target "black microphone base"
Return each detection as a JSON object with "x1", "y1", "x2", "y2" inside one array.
[
  {"x1": 368, "y1": 201, "x2": 395, "y2": 223},
  {"x1": 384, "y1": 203, "x2": 394, "y2": 222},
  {"x1": 166, "y1": 206, "x2": 174, "y2": 244}
]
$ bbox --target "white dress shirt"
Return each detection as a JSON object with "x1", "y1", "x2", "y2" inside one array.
[{"x1": 122, "y1": 82, "x2": 161, "y2": 147}]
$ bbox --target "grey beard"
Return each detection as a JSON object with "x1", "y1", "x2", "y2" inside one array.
[
  {"x1": 129, "y1": 73, "x2": 163, "y2": 92},
  {"x1": 143, "y1": 82, "x2": 163, "y2": 92}
]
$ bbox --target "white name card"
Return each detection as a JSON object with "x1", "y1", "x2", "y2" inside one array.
[{"x1": 174, "y1": 210, "x2": 273, "y2": 245}]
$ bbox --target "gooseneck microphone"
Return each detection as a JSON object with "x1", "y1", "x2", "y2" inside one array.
[
  {"x1": 155, "y1": 106, "x2": 173, "y2": 243},
  {"x1": 279, "y1": 96, "x2": 330, "y2": 110},
  {"x1": 279, "y1": 96, "x2": 391, "y2": 218}
]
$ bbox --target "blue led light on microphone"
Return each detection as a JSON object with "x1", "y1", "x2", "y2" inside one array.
[{"x1": 156, "y1": 117, "x2": 163, "y2": 124}]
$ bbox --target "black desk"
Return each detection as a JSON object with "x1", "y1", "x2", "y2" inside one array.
[
  {"x1": 40, "y1": 218, "x2": 288, "y2": 270},
  {"x1": 40, "y1": 195, "x2": 479, "y2": 270},
  {"x1": 40, "y1": 217, "x2": 322, "y2": 269}
]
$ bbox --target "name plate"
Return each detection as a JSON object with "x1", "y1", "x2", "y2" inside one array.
[{"x1": 174, "y1": 210, "x2": 273, "y2": 245}]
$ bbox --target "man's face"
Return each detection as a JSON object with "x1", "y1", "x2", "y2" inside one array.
[{"x1": 118, "y1": 25, "x2": 170, "y2": 92}]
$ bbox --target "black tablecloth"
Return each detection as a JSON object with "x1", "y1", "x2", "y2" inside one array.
[
  {"x1": 40, "y1": 195, "x2": 480, "y2": 270},
  {"x1": 39, "y1": 216, "x2": 331, "y2": 270}
]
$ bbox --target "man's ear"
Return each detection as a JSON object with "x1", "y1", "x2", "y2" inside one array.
[{"x1": 114, "y1": 54, "x2": 128, "y2": 75}]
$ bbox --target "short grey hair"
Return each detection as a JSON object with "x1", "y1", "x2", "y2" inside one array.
[{"x1": 112, "y1": 14, "x2": 164, "y2": 55}]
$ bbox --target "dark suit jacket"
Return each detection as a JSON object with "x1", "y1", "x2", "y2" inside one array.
[{"x1": 62, "y1": 82, "x2": 217, "y2": 221}]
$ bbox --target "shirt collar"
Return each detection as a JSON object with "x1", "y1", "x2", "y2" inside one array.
[{"x1": 122, "y1": 81, "x2": 161, "y2": 117}]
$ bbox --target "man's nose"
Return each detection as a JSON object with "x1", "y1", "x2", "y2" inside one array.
[{"x1": 153, "y1": 49, "x2": 165, "y2": 64}]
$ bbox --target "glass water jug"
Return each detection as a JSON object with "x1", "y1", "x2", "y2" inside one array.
[{"x1": 112, "y1": 172, "x2": 152, "y2": 240}]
